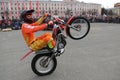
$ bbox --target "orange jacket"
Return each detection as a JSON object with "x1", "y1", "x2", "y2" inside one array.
[{"x1": 21, "y1": 23, "x2": 47, "y2": 46}]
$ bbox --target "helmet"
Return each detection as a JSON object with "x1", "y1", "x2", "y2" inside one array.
[{"x1": 20, "y1": 9, "x2": 35, "y2": 24}]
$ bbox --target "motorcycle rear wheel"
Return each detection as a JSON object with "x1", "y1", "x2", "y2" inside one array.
[{"x1": 31, "y1": 54, "x2": 57, "y2": 76}]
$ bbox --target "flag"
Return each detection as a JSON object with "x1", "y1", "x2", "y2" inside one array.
[
  {"x1": 17, "y1": 1, "x2": 20, "y2": 10},
  {"x1": 36, "y1": 1, "x2": 40, "y2": 17},
  {"x1": 29, "y1": 0, "x2": 32, "y2": 9},
  {"x1": 24, "y1": 2, "x2": 26, "y2": 10},
  {"x1": 2, "y1": 0, "x2": 4, "y2": 11},
  {"x1": 17, "y1": 1, "x2": 20, "y2": 17},
  {"x1": 2, "y1": 0, "x2": 5, "y2": 19},
  {"x1": 10, "y1": 0, "x2": 13, "y2": 19}
]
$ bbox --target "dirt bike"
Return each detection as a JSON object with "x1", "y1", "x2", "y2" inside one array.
[{"x1": 20, "y1": 15, "x2": 90, "y2": 76}]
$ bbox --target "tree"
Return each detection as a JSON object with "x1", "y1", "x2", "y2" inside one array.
[
  {"x1": 107, "y1": 9, "x2": 114, "y2": 16},
  {"x1": 1, "y1": 12, "x2": 4, "y2": 20},
  {"x1": 101, "y1": 8, "x2": 107, "y2": 15},
  {"x1": 65, "y1": 9, "x2": 72, "y2": 15}
]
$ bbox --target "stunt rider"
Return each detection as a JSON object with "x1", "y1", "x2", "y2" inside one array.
[
  {"x1": 20, "y1": 9, "x2": 55, "y2": 51},
  {"x1": 20, "y1": 9, "x2": 65, "y2": 53}
]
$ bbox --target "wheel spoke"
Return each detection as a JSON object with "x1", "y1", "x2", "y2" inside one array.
[
  {"x1": 68, "y1": 17, "x2": 90, "y2": 40},
  {"x1": 35, "y1": 56, "x2": 54, "y2": 73}
]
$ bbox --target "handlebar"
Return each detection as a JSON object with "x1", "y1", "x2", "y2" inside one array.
[{"x1": 44, "y1": 14, "x2": 65, "y2": 25}]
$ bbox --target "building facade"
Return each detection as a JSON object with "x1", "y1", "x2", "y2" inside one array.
[
  {"x1": 0, "y1": 0, "x2": 101, "y2": 20},
  {"x1": 113, "y1": 3, "x2": 120, "y2": 16}
]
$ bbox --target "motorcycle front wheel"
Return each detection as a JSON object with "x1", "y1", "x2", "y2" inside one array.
[
  {"x1": 31, "y1": 54, "x2": 57, "y2": 76},
  {"x1": 67, "y1": 17, "x2": 90, "y2": 40}
]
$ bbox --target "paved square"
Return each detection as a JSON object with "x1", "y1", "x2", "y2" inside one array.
[{"x1": 0, "y1": 23, "x2": 120, "y2": 80}]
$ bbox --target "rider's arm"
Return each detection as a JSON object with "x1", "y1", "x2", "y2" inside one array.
[
  {"x1": 23, "y1": 23, "x2": 47, "y2": 33},
  {"x1": 32, "y1": 13, "x2": 49, "y2": 26},
  {"x1": 33, "y1": 16, "x2": 46, "y2": 26}
]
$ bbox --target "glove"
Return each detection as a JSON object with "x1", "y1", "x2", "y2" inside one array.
[
  {"x1": 48, "y1": 20, "x2": 53, "y2": 25},
  {"x1": 44, "y1": 13, "x2": 49, "y2": 17},
  {"x1": 35, "y1": 13, "x2": 50, "y2": 25},
  {"x1": 46, "y1": 20, "x2": 54, "y2": 29}
]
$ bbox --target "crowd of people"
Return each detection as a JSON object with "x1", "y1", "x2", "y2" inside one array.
[
  {"x1": 0, "y1": 19, "x2": 22, "y2": 31},
  {"x1": 85, "y1": 15, "x2": 120, "y2": 23},
  {"x1": 0, "y1": 14, "x2": 120, "y2": 31}
]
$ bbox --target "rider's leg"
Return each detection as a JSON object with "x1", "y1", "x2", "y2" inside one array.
[
  {"x1": 30, "y1": 33, "x2": 55, "y2": 51},
  {"x1": 37, "y1": 33, "x2": 55, "y2": 49}
]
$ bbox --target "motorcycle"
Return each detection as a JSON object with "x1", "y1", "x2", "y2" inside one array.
[{"x1": 20, "y1": 15, "x2": 90, "y2": 76}]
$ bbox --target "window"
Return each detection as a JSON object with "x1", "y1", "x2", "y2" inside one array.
[
  {"x1": 18, "y1": 7, "x2": 20, "y2": 10},
  {"x1": 22, "y1": 7, "x2": 24, "y2": 10},
  {"x1": 15, "y1": 3, "x2": 17, "y2": 5},
  {"x1": 12, "y1": 16, "x2": 14, "y2": 19},
  {"x1": 15, "y1": 7, "x2": 17, "y2": 10}
]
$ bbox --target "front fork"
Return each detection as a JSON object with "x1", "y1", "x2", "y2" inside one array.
[
  {"x1": 43, "y1": 50, "x2": 64, "y2": 67},
  {"x1": 65, "y1": 16, "x2": 75, "y2": 36}
]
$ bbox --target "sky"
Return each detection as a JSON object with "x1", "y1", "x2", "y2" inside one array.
[
  {"x1": 77, "y1": 0, "x2": 120, "y2": 8},
  {"x1": 53, "y1": 0, "x2": 120, "y2": 8}
]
